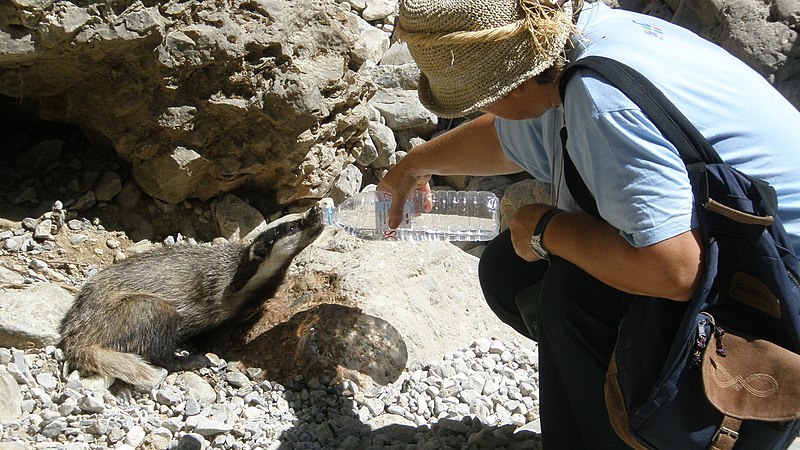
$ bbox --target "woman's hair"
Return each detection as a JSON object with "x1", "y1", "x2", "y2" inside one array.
[{"x1": 534, "y1": 61, "x2": 566, "y2": 85}]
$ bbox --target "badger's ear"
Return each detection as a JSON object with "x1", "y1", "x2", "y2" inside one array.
[{"x1": 248, "y1": 229, "x2": 276, "y2": 261}]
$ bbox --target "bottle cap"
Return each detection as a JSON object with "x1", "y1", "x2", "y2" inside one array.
[{"x1": 318, "y1": 198, "x2": 335, "y2": 225}]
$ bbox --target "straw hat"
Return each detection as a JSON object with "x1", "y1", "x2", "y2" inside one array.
[{"x1": 395, "y1": 0, "x2": 577, "y2": 118}]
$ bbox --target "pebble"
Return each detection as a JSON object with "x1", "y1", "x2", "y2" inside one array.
[
  {"x1": 124, "y1": 425, "x2": 146, "y2": 447},
  {"x1": 184, "y1": 397, "x2": 202, "y2": 416},
  {"x1": 28, "y1": 258, "x2": 48, "y2": 273},
  {"x1": 156, "y1": 385, "x2": 182, "y2": 406},
  {"x1": 69, "y1": 234, "x2": 88, "y2": 246},
  {"x1": 33, "y1": 219, "x2": 53, "y2": 241},
  {"x1": 2, "y1": 238, "x2": 21, "y2": 252},
  {"x1": 77, "y1": 394, "x2": 105, "y2": 413},
  {"x1": 21, "y1": 218, "x2": 38, "y2": 231}
]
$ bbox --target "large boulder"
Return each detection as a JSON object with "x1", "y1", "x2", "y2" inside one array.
[
  {"x1": 0, "y1": 0, "x2": 374, "y2": 206},
  {"x1": 229, "y1": 228, "x2": 526, "y2": 386}
]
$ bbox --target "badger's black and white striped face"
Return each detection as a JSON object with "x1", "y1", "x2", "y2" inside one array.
[{"x1": 247, "y1": 206, "x2": 324, "y2": 280}]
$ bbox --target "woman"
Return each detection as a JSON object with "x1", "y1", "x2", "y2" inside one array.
[{"x1": 377, "y1": 0, "x2": 800, "y2": 448}]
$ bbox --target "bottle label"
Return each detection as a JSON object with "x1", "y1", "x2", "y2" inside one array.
[{"x1": 373, "y1": 192, "x2": 415, "y2": 240}]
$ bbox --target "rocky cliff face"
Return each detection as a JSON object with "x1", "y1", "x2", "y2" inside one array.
[
  {"x1": 0, "y1": 0, "x2": 373, "y2": 207},
  {"x1": 1, "y1": 0, "x2": 798, "y2": 213}
]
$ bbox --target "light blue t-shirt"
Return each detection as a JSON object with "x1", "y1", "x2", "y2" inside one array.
[{"x1": 497, "y1": 2, "x2": 800, "y2": 252}]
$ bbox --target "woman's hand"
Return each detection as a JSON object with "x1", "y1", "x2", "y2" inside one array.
[
  {"x1": 509, "y1": 203, "x2": 554, "y2": 261},
  {"x1": 377, "y1": 113, "x2": 523, "y2": 229},
  {"x1": 376, "y1": 153, "x2": 433, "y2": 229}
]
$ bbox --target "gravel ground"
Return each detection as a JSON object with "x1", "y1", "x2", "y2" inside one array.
[{"x1": 0, "y1": 337, "x2": 543, "y2": 449}]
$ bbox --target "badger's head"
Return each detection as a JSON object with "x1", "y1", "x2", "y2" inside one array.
[
  {"x1": 230, "y1": 206, "x2": 324, "y2": 313},
  {"x1": 248, "y1": 206, "x2": 324, "y2": 271}
]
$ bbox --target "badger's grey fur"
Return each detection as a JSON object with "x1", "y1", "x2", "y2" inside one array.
[{"x1": 59, "y1": 206, "x2": 323, "y2": 388}]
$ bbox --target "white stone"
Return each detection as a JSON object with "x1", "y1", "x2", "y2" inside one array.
[
  {"x1": 124, "y1": 425, "x2": 146, "y2": 447},
  {"x1": 0, "y1": 366, "x2": 22, "y2": 421},
  {"x1": 362, "y1": 0, "x2": 396, "y2": 21}
]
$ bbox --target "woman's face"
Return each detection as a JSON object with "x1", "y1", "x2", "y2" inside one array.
[{"x1": 481, "y1": 77, "x2": 561, "y2": 120}]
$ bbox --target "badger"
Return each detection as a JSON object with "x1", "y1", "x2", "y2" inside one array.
[{"x1": 59, "y1": 206, "x2": 324, "y2": 388}]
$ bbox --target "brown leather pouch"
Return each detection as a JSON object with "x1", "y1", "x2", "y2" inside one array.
[{"x1": 702, "y1": 330, "x2": 800, "y2": 422}]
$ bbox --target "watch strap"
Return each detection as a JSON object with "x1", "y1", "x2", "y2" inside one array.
[{"x1": 533, "y1": 208, "x2": 564, "y2": 256}]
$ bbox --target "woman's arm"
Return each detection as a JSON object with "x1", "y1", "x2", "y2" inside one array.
[
  {"x1": 510, "y1": 204, "x2": 704, "y2": 301},
  {"x1": 378, "y1": 113, "x2": 523, "y2": 228}
]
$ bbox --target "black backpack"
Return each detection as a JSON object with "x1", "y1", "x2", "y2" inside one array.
[{"x1": 559, "y1": 56, "x2": 800, "y2": 449}]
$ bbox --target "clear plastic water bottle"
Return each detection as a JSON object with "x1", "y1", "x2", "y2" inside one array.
[{"x1": 320, "y1": 190, "x2": 500, "y2": 241}]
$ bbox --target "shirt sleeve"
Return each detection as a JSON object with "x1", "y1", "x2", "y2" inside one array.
[{"x1": 567, "y1": 106, "x2": 696, "y2": 247}]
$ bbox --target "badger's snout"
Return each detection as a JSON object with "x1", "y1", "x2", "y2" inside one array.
[
  {"x1": 302, "y1": 205, "x2": 324, "y2": 245},
  {"x1": 247, "y1": 206, "x2": 323, "y2": 264},
  {"x1": 304, "y1": 205, "x2": 323, "y2": 231}
]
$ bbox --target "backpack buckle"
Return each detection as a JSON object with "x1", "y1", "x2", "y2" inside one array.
[
  {"x1": 711, "y1": 416, "x2": 741, "y2": 450},
  {"x1": 713, "y1": 426, "x2": 739, "y2": 441}
]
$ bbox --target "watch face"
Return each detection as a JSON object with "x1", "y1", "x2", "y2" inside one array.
[{"x1": 530, "y1": 235, "x2": 549, "y2": 259}]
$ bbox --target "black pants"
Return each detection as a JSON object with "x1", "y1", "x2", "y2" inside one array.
[{"x1": 479, "y1": 229, "x2": 634, "y2": 449}]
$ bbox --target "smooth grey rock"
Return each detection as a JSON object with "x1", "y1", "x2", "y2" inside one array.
[
  {"x1": 35, "y1": 372, "x2": 58, "y2": 391},
  {"x1": 380, "y1": 41, "x2": 414, "y2": 66},
  {"x1": 0, "y1": 366, "x2": 22, "y2": 421},
  {"x1": 0, "y1": 283, "x2": 73, "y2": 348},
  {"x1": 224, "y1": 371, "x2": 250, "y2": 389},
  {"x1": 178, "y1": 372, "x2": 216, "y2": 404},
  {"x1": 191, "y1": 417, "x2": 232, "y2": 436},
  {"x1": 174, "y1": 433, "x2": 205, "y2": 450},
  {"x1": 155, "y1": 386, "x2": 183, "y2": 406},
  {"x1": 0, "y1": 267, "x2": 24, "y2": 285},
  {"x1": 1, "y1": 237, "x2": 21, "y2": 252},
  {"x1": 370, "y1": 89, "x2": 438, "y2": 135},
  {"x1": 94, "y1": 171, "x2": 122, "y2": 202},
  {"x1": 41, "y1": 419, "x2": 66, "y2": 439},
  {"x1": 69, "y1": 234, "x2": 88, "y2": 246},
  {"x1": 367, "y1": 120, "x2": 397, "y2": 169},
  {"x1": 211, "y1": 194, "x2": 265, "y2": 242},
  {"x1": 78, "y1": 394, "x2": 105, "y2": 413},
  {"x1": 362, "y1": 0, "x2": 396, "y2": 21}
]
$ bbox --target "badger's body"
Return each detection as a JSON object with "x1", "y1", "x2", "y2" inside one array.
[{"x1": 59, "y1": 207, "x2": 323, "y2": 388}]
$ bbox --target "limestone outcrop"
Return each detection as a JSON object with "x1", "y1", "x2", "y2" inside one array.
[{"x1": 0, "y1": 0, "x2": 373, "y2": 206}]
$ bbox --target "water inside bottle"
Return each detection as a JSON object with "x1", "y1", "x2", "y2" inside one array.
[{"x1": 326, "y1": 191, "x2": 499, "y2": 241}]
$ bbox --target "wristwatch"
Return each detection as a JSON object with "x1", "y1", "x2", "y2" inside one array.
[{"x1": 530, "y1": 208, "x2": 564, "y2": 260}]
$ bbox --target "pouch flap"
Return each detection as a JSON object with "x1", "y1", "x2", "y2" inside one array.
[{"x1": 703, "y1": 332, "x2": 800, "y2": 421}]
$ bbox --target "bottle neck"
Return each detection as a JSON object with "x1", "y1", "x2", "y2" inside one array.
[{"x1": 318, "y1": 198, "x2": 336, "y2": 225}]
